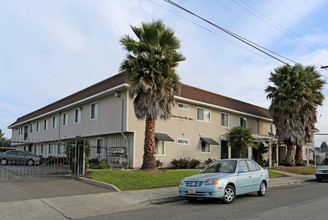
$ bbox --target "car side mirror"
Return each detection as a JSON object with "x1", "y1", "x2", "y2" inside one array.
[
  {"x1": 199, "y1": 169, "x2": 203, "y2": 174},
  {"x1": 238, "y1": 168, "x2": 246, "y2": 173}
]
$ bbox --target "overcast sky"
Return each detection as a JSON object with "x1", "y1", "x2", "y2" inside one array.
[{"x1": 1, "y1": 0, "x2": 328, "y2": 146}]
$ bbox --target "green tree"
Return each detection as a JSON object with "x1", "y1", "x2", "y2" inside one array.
[
  {"x1": 266, "y1": 64, "x2": 324, "y2": 166},
  {"x1": 120, "y1": 20, "x2": 185, "y2": 170},
  {"x1": 227, "y1": 126, "x2": 257, "y2": 158}
]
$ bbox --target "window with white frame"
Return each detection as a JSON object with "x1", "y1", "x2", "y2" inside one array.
[
  {"x1": 36, "y1": 122, "x2": 40, "y2": 132},
  {"x1": 96, "y1": 138, "x2": 104, "y2": 155},
  {"x1": 33, "y1": 145, "x2": 37, "y2": 154},
  {"x1": 196, "y1": 107, "x2": 211, "y2": 122},
  {"x1": 90, "y1": 103, "x2": 98, "y2": 120},
  {"x1": 177, "y1": 138, "x2": 189, "y2": 145},
  {"x1": 57, "y1": 144, "x2": 61, "y2": 154},
  {"x1": 44, "y1": 119, "x2": 48, "y2": 130},
  {"x1": 75, "y1": 108, "x2": 81, "y2": 123},
  {"x1": 49, "y1": 144, "x2": 53, "y2": 155},
  {"x1": 240, "y1": 117, "x2": 247, "y2": 128},
  {"x1": 270, "y1": 123, "x2": 275, "y2": 134},
  {"x1": 201, "y1": 141, "x2": 210, "y2": 153},
  {"x1": 18, "y1": 127, "x2": 23, "y2": 135},
  {"x1": 52, "y1": 116, "x2": 57, "y2": 129},
  {"x1": 41, "y1": 145, "x2": 44, "y2": 155},
  {"x1": 155, "y1": 139, "x2": 165, "y2": 156},
  {"x1": 62, "y1": 112, "x2": 68, "y2": 126},
  {"x1": 221, "y1": 113, "x2": 229, "y2": 127},
  {"x1": 178, "y1": 102, "x2": 189, "y2": 110},
  {"x1": 29, "y1": 124, "x2": 33, "y2": 133}
]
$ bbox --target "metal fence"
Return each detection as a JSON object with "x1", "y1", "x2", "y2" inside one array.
[{"x1": 0, "y1": 140, "x2": 85, "y2": 179}]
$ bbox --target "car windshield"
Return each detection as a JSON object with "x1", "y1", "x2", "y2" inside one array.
[
  {"x1": 320, "y1": 158, "x2": 328, "y2": 166},
  {"x1": 202, "y1": 160, "x2": 237, "y2": 173}
]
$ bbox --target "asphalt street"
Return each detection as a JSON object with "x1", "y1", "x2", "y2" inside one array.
[{"x1": 78, "y1": 181, "x2": 328, "y2": 220}]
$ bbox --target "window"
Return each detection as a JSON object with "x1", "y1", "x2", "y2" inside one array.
[
  {"x1": 90, "y1": 103, "x2": 98, "y2": 120},
  {"x1": 201, "y1": 141, "x2": 210, "y2": 153},
  {"x1": 33, "y1": 145, "x2": 36, "y2": 154},
  {"x1": 49, "y1": 144, "x2": 53, "y2": 155},
  {"x1": 75, "y1": 108, "x2": 81, "y2": 123},
  {"x1": 62, "y1": 112, "x2": 68, "y2": 126},
  {"x1": 44, "y1": 119, "x2": 48, "y2": 130},
  {"x1": 18, "y1": 127, "x2": 23, "y2": 135},
  {"x1": 52, "y1": 116, "x2": 57, "y2": 129},
  {"x1": 270, "y1": 123, "x2": 275, "y2": 134},
  {"x1": 36, "y1": 122, "x2": 40, "y2": 132},
  {"x1": 238, "y1": 160, "x2": 249, "y2": 172},
  {"x1": 29, "y1": 124, "x2": 33, "y2": 133},
  {"x1": 96, "y1": 138, "x2": 104, "y2": 155},
  {"x1": 41, "y1": 145, "x2": 44, "y2": 155},
  {"x1": 155, "y1": 139, "x2": 165, "y2": 156},
  {"x1": 177, "y1": 138, "x2": 189, "y2": 145},
  {"x1": 246, "y1": 160, "x2": 260, "y2": 171},
  {"x1": 221, "y1": 113, "x2": 229, "y2": 127},
  {"x1": 178, "y1": 102, "x2": 189, "y2": 110},
  {"x1": 197, "y1": 107, "x2": 211, "y2": 122},
  {"x1": 57, "y1": 145, "x2": 62, "y2": 154},
  {"x1": 240, "y1": 117, "x2": 247, "y2": 128}
]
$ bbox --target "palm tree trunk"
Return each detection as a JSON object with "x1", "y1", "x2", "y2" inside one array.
[
  {"x1": 295, "y1": 145, "x2": 304, "y2": 166},
  {"x1": 141, "y1": 116, "x2": 157, "y2": 170},
  {"x1": 286, "y1": 140, "x2": 295, "y2": 166}
]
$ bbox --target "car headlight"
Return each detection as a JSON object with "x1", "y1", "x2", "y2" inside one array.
[
  {"x1": 205, "y1": 178, "x2": 219, "y2": 185},
  {"x1": 180, "y1": 179, "x2": 185, "y2": 185}
]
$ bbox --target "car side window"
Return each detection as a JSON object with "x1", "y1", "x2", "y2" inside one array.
[
  {"x1": 246, "y1": 161, "x2": 259, "y2": 172},
  {"x1": 238, "y1": 160, "x2": 249, "y2": 172},
  {"x1": 7, "y1": 151, "x2": 17, "y2": 155},
  {"x1": 17, "y1": 151, "x2": 25, "y2": 156}
]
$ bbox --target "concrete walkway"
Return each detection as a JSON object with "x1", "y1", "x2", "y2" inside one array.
[{"x1": 0, "y1": 172, "x2": 316, "y2": 220}]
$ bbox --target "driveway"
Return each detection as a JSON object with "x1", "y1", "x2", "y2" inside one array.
[{"x1": 0, "y1": 176, "x2": 114, "y2": 202}]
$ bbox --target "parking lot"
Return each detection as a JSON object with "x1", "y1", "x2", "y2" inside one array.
[{"x1": 0, "y1": 176, "x2": 114, "y2": 202}]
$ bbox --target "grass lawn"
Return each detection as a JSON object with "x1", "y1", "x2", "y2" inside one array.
[
  {"x1": 89, "y1": 168, "x2": 288, "y2": 191},
  {"x1": 272, "y1": 165, "x2": 316, "y2": 175},
  {"x1": 90, "y1": 169, "x2": 200, "y2": 191},
  {"x1": 268, "y1": 170, "x2": 288, "y2": 178}
]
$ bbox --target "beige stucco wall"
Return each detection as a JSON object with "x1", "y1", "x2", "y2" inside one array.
[{"x1": 127, "y1": 97, "x2": 273, "y2": 168}]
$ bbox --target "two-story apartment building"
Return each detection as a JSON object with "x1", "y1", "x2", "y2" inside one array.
[{"x1": 8, "y1": 72, "x2": 277, "y2": 168}]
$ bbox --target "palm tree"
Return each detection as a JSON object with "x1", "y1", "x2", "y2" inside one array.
[
  {"x1": 266, "y1": 64, "x2": 324, "y2": 166},
  {"x1": 120, "y1": 20, "x2": 185, "y2": 170},
  {"x1": 226, "y1": 126, "x2": 257, "y2": 158}
]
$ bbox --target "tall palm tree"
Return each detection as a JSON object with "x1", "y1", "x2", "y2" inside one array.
[
  {"x1": 266, "y1": 64, "x2": 324, "y2": 166},
  {"x1": 120, "y1": 20, "x2": 185, "y2": 170},
  {"x1": 226, "y1": 126, "x2": 257, "y2": 158}
]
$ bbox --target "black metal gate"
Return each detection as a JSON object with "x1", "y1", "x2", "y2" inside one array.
[{"x1": 0, "y1": 140, "x2": 85, "y2": 179}]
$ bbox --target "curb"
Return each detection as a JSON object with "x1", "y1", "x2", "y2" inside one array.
[
  {"x1": 74, "y1": 176, "x2": 121, "y2": 192},
  {"x1": 150, "y1": 196, "x2": 184, "y2": 204}
]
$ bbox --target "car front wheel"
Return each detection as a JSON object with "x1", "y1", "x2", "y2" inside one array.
[
  {"x1": 257, "y1": 181, "x2": 267, "y2": 196},
  {"x1": 1, "y1": 159, "x2": 7, "y2": 165},
  {"x1": 27, "y1": 159, "x2": 34, "y2": 166},
  {"x1": 222, "y1": 185, "x2": 235, "y2": 204}
]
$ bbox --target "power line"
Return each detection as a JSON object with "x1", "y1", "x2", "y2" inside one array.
[
  {"x1": 147, "y1": 0, "x2": 273, "y2": 62},
  {"x1": 214, "y1": 0, "x2": 301, "y2": 62},
  {"x1": 235, "y1": 0, "x2": 321, "y2": 51},
  {"x1": 164, "y1": 0, "x2": 296, "y2": 65}
]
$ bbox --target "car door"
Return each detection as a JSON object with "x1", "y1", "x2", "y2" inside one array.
[
  {"x1": 246, "y1": 160, "x2": 262, "y2": 192},
  {"x1": 234, "y1": 160, "x2": 253, "y2": 195},
  {"x1": 6, "y1": 150, "x2": 18, "y2": 164},
  {"x1": 17, "y1": 151, "x2": 28, "y2": 165}
]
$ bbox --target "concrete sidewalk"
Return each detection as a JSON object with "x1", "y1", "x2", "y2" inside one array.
[{"x1": 1, "y1": 173, "x2": 316, "y2": 220}]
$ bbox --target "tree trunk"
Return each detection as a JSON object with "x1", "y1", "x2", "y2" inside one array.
[
  {"x1": 295, "y1": 145, "x2": 304, "y2": 166},
  {"x1": 141, "y1": 116, "x2": 157, "y2": 170},
  {"x1": 286, "y1": 140, "x2": 295, "y2": 166}
]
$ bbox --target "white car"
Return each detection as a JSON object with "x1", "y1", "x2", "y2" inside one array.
[{"x1": 315, "y1": 157, "x2": 328, "y2": 182}]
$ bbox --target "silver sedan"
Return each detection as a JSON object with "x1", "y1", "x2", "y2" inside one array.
[{"x1": 178, "y1": 159, "x2": 270, "y2": 204}]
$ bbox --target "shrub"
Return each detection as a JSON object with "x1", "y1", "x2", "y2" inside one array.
[
  {"x1": 205, "y1": 158, "x2": 214, "y2": 165},
  {"x1": 171, "y1": 158, "x2": 200, "y2": 169},
  {"x1": 89, "y1": 163, "x2": 112, "y2": 170},
  {"x1": 156, "y1": 160, "x2": 163, "y2": 168},
  {"x1": 190, "y1": 159, "x2": 201, "y2": 168}
]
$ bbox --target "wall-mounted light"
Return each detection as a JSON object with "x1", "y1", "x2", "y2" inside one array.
[{"x1": 114, "y1": 91, "x2": 121, "y2": 98}]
